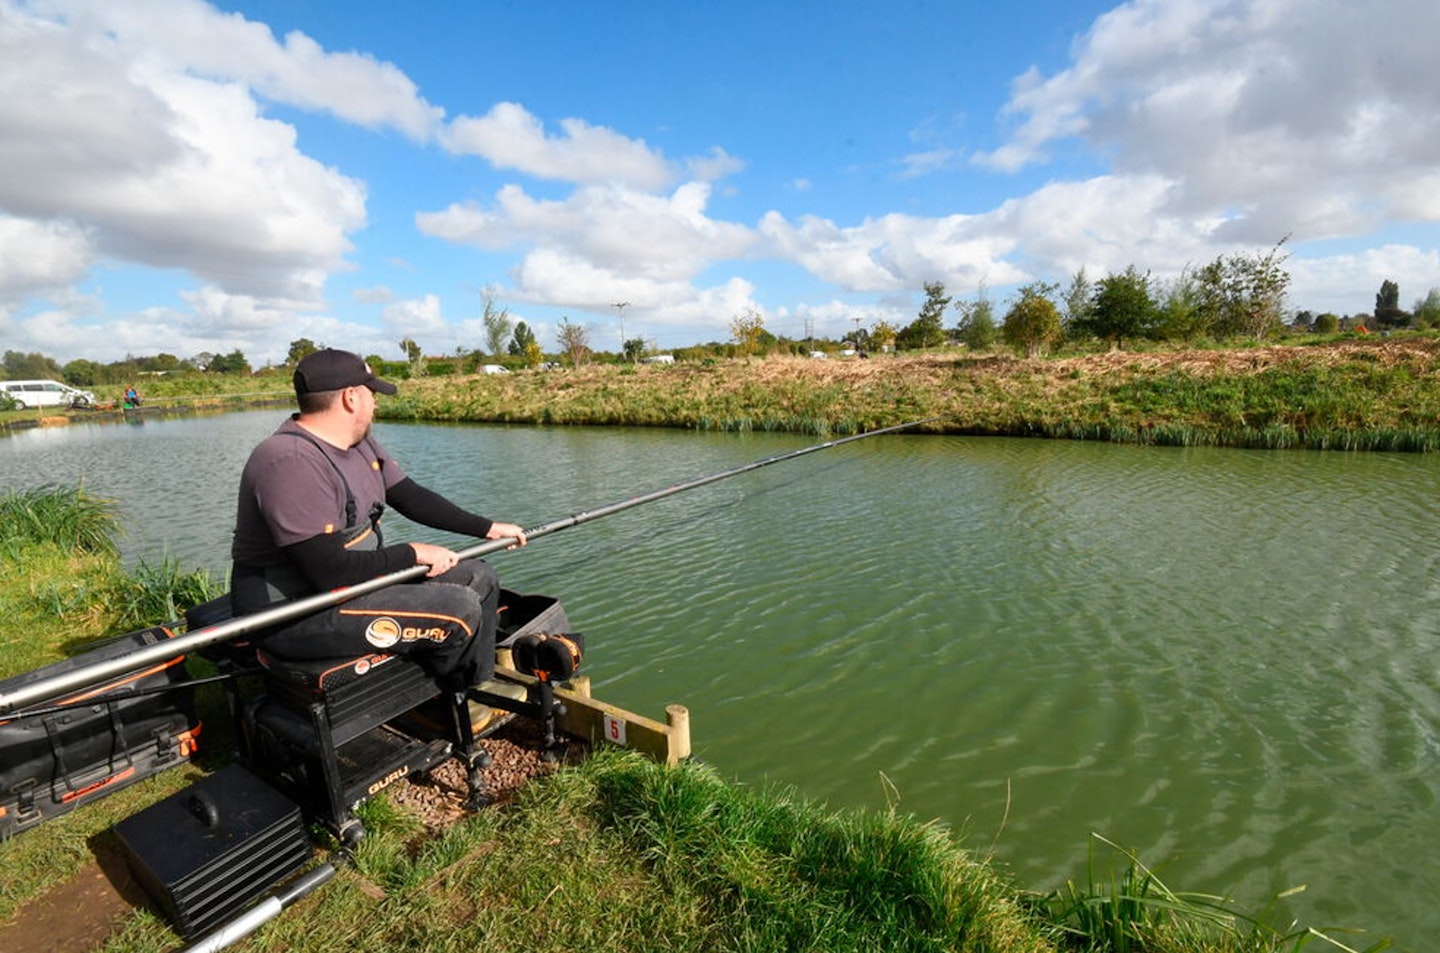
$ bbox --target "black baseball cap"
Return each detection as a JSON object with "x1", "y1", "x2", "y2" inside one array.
[{"x1": 293, "y1": 349, "x2": 398, "y2": 396}]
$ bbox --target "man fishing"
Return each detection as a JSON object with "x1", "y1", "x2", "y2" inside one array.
[{"x1": 230, "y1": 348, "x2": 525, "y2": 731}]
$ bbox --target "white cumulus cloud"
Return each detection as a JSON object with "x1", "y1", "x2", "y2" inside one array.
[{"x1": 441, "y1": 102, "x2": 674, "y2": 190}]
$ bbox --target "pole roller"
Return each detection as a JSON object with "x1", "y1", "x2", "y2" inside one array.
[
  {"x1": 0, "y1": 417, "x2": 939, "y2": 714},
  {"x1": 174, "y1": 863, "x2": 336, "y2": 953}
]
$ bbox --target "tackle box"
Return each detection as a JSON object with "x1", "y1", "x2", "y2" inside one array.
[{"x1": 113, "y1": 763, "x2": 311, "y2": 940}]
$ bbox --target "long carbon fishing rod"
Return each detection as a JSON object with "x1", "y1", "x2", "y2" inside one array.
[{"x1": 0, "y1": 417, "x2": 939, "y2": 713}]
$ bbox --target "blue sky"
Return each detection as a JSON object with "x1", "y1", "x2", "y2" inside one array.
[{"x1": 2, "y1": 0, "x2": 1438, "y2": 366}]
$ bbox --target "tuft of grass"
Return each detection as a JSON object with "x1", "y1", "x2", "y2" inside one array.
[
  {"x1": 101, "y1": 556, "x2": 221, "y2": 634},
  {"x1": 579, "y1": 751, "x2": 1058, "y2": 953},
  {"x1": 0, "y1": 484, "x2": 120, "y2": 557},
  {"x1": 1036, "y1": 834, "x2": 1395, "y2": 953}
]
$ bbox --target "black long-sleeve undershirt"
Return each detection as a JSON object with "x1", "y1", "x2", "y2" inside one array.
[
  {"x1": 282, "y1": 477, "x2": 492, "y2": 591},
  {"x1": 282, "y1": 532, "x2": 414, "y2": 591},
  {"x1": 385, "y1": 477, "x2": 494, "y2": 538}
]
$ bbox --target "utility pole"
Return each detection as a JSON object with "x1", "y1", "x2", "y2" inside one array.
[{"x1": 612, "y1": 302, "x2": 629, "y2": 355}]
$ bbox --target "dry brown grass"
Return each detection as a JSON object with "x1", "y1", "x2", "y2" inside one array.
[{"x1": 1044, "y1": 336, "x2": 1440, "y2": 376}]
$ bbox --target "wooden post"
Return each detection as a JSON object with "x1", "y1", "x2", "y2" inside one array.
[{"x1": 665, "y1": 705, "x2": 691, "y2": 762}]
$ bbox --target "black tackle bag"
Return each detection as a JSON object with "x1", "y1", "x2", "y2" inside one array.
[{"x1": 0, "y1": 626, "x2": 200, "y2": 839}]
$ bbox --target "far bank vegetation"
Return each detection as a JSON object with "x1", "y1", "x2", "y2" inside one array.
[{"x1": 8, "y1": 251, "x2": 1440, "y2": 452}]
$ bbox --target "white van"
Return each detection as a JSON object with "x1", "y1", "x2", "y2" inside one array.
[{"x1": 0, "y1": 380, "x2": 97, "y2": 410}]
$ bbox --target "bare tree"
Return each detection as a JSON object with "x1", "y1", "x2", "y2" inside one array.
[{"x1": 556, "y1": 318, "x2": 591, "y2": 367}]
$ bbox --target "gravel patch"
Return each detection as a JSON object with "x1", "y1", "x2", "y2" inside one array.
[{"x1": 388, "y1": 717, "x2": 588, "y2": 831}]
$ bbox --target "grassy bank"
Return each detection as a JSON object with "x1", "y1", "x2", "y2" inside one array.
[
  {"x1": 0, "y1": 488, "x2": 1394, "y2": 951},
  {"x1": 380, "y1": 337, "x2": 1440, "y2": 451},
  {"x1": 8, "y1": 337, "x2": 1440, "y2": 452}
]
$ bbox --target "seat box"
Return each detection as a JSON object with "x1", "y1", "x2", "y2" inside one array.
[
  {"x1": 0, "y1": 627, "x2": 200, "y2": 840},
  {"x1": 113, "y1": 764, "x2": 311, "y2": 940}
]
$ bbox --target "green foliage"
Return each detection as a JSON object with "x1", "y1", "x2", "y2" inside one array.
[
  {"x1": 0, "y1": 484, "x2": 120, "y2": 556},
  {"x1": 557, "y1": 317, "x2": 592, "y2": 367},
  {"x1": 871, "y1": 319, "x2": 899, "y2": 351},
  {"x1": 1152, "y1": 269, "x2": 1205, "y2": 342},
  {"x1": 3, "y1": 349, "x2": 63, "y2": 380},
  {"x1": 61, "y1": 358, "x2": 103, "y2": 386},
  {"x1": 482, "y1": 291, "x2": 514, "y2": 357},
  {"x1": 399, "y1": 337, "x2": 425, "y2": 378},
  {"x1": 509, "y1": 320, "x2": 538, "y2": 358},
  {"x1": 1374, "y1": 279, "x2": 1409, "y2": 329},
  {"x1": 287, "y1": 338, "x2": 319, "y2": 366},
  {"x1": 1062, "y1": 267, "x2": 1094, "y2": 334},
  {"x1": 1085, "y1": 265, "x2": 1157, "y2": 348},
  {"x1": 956, "y1": 292, "x2": 998, "y2": 350},
  {"x1": 730, "y1": 307, "x2": 768, "y2": 356},
  {"x1": 622, "y1": 336, "x2": 648, "y2": 362},
  {"x1": 55, "y1": 352, "x2": 192, "y2": 388},
  {"x1": 104, "y1": 556, "x2": 221, "y2": 632},
  {"x1": 1039, "y1": 835, "x2": 1247, "y2": 953},
  {"x1": 1194, "y1": 239, "x2": 1293, "y2": 340},
  {"x1": 899, "y1": 281, "x2": 951, "y2": 350},
  {"x1": 1002, "y1": 282, "x2": 1063, "y2": 358},
  {"x1": 1413, "y1": 289, "x2": 1440, "y2": 329},
  {"x1": 205, "y1": 348, "x2": 251, "y2": 374},
  {"x1": 1038, "y1": 835, "x2": 1394, "y2": 953}
]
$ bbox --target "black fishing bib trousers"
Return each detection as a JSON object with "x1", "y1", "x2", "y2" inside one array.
[{"x1": 255, "y1": 559, "x2": 501, "y2": 690}]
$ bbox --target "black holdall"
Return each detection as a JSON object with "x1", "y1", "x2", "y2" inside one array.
[{"x1": 0, "y1": 626, "x2": 200, "y2": 840}]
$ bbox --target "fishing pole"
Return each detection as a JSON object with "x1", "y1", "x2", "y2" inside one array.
[{"x1": 0, "y1": 416, "x2": 940, "y2": 714}]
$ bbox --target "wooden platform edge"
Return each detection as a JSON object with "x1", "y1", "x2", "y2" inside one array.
[{"x1": 492, "y1": 663, "x2": 691, "y2": 765}]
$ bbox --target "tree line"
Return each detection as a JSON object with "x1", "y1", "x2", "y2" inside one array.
[
  {"x1": 883, "y1": 241, "x2": 1440, "y2": 358},
  {"x1": 3, "y1": 348, "x2": 253, "y2": 387}
]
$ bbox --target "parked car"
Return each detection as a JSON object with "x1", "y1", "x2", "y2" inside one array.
[
  {"x1": 479, "y1": 364, "x2": 510, "y2": 374},
  {"x1": 0, "y1": 379, "x2": 97, "y2": 410}
]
